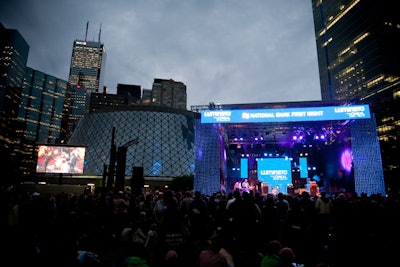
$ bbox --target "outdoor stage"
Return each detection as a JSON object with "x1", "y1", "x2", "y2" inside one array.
[{"x1": 194, "y1": 101, "x2": 386, "y2": 197}]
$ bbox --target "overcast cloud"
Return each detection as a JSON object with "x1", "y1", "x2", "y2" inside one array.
[{"x1": 0, "y1": 0, "x2": 321, "y2": 109}]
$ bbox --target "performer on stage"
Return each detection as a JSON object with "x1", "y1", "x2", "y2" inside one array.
[
  {"x1": 233, "y1": 181, "x2": 242, "y2": 192},
  {"x1": 241, "y1": 179, "x2": 250, "y2": 193}
]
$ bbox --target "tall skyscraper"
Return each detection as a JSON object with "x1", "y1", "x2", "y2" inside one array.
[
  {"x1": 311, "y1": 0, "x2": 400, "y2": 192},
  {"x1": 68, "y1": 30, "x2": 106, "y2": 93},
  {"x1": 151, "y1": 78, "x2": 187, "y2": 110},
  {"x1": 0, "y1": 22, "x2": 29, "y2": 119},
  {"x1": 0, "y1": 23, "x2": 29, "y2": 181},
  {"x1": 312, "y1": 0, "x2": 400, "y2": 101},
  {"x1": 64, "y1": 24, "x2": 106, "y2": 139}
]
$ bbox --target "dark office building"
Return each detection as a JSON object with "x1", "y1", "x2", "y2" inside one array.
[
  {"x1": 0, "y1": 22, "x2": 29, "y2": 135},
  {"x1": 19, "y1": 67, "x2": 67, "y2": 143},
  {"x1": 0, "y1": 23, "x2": 29, "y2": 182},
  {"x1": 312, "y1": 0, "x2": 400, "y2": 193},
  {"x1": 88, "y1": 91, "x2": 127, "y2": 113},
  {"x1": 16, "y1": 67, "x2": 67, "y2": 176},
  {"x1": 61, "y1": 84, "x2": 91, "y2": 141},
  {"x1": 0, "y1": 23, "x2": 29, "y2": 93},
  {"x1": 117, "y1": 83, "x2": 142, "y2": 105},
  {"x1": 152, "y1": 78, "x2": 187, "y2": 110}
]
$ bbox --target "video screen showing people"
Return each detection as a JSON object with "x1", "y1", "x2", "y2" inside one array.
[{"x1": 36, "y1": 145, "x2": 86, "y2": 174}]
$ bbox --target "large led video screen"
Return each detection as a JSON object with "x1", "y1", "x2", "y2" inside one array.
[
  {"x1": 257, "y1": 157, "x2": 292, "y2": 194},
  {"x1": 36, "y1": 145, "x2": 86, "y2": 174}
]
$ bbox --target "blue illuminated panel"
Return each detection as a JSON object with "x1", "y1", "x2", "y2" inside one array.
[
  {"x1": 240, "y1": 158, "x2": 248, "y2": 178},
  {"x1": 201, "y1": 105, "x2": 370, "y2": 123},
  {"x1": 299, "y1": 157, "x2": 308, "y2": 178}
]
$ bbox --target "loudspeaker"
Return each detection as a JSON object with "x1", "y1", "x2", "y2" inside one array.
[
  {"x1": 132, "y1": 166, "x2": 143, "y2": 178},
  {"x1": 115, "y1": 147, "x2": 127, "y2": 192},
  {"x1": 131, "y1": 166, "x2": 144, "y2": 195}
]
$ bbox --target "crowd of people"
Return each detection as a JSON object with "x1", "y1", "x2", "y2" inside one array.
[{"x1": 1, "y1": 184, "x2": 399, "y2": 267}]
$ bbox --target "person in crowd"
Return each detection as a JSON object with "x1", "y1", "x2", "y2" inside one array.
[
  {"x1": 159, "y1": 190, "x2": 186, "y2": 255},
  {"x1": 114, "y1": 190, "x2": 130, "y2": 236},
  {"x1": 124, "y1": 256, "x2": 149, "y2": 267},
  {"x1": 189, "y1": 191, "x2": 210, "y2": 244},
  {"x1": 120, "y1": 221, "x2": 147, "y2": 247},
  {"x1": 261, "y1": 194, "x2": 280, "y2": 242},
  {"x1": 226, "y1": 190, "x2": 262, "y2": 266},
  {"x1": 260, "y1": 239, "x2": 282, "y2": 267},
  {"x1": 153, "y1": 191, "x2": 167, "y2": 226},
  {"x1": 180, "y1": 190, "x2": 193, "y2": 215},
  {"x1": 279, "y1": 246, "x2": 301, "y2": 267},
  {"x1": 226, "y1": 189, "x2": 241, "y2": 211},
  {"x1": 163, "y1": 250, "x2": 181, "y2": 267},
  {"x1": 275, "y1": 192, "x2": 291, "y2": 242},
  {"x1": 314, "y1": 191, "x2": 333, "y2": 246},
  {"x1": 233, "y1": 181, "x2": 242, "y2": 192},
  {"x1": 180, "y1": 190, "x2": 193, "y2": 230},
  {"x1": 144, "y1": 222, "x2": 160, "y2": 267},
  {"x1": 197, "y1": 235, "x2": 229, "y2": 267},
  {"x1": 297, "y1": 191, "x2": 316, "y2": 232}
]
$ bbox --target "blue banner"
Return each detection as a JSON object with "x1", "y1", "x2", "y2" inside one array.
[
  {"x1": 257, "y1": 157, "x2": 292, "y2": 194},
  {"x1": 201, "y1": 105, "x2": 370, "y2": 123}
]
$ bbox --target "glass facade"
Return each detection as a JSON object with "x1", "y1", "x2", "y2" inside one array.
[
  {"x1": 0, "y1": 23, "x2": 29, "y2": 152},
  {"x1": 68, "y1": 106, "x2": 195, "y2": 179},
  {"x1": 312, "y1": 0, "x2": 400, "y2": 101},
  {"x1": 62, "y1": 84, "x2": 91, "y2": 140},
  {"x1": 0, "y1": 23, "x2": 29, "y2": 93},
  {"x1": 19, "y1": 67, "x2": 67, "y2": 143},
  {"x1": 312, "y1": 0, "x2": 400, "y2": 193}
]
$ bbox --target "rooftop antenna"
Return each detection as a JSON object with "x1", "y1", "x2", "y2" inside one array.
[
  {"x1": 85, "y1": 21, "x2": 89, "y2": 41},
  {"x1": 98, "y1": 23, "x2": 102, "y2": 42}
]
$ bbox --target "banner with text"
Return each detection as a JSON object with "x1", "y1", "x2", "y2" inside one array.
[
  {"x1": 257, "y1": 158, "x2": 292, "y2": 194},
  {"x1": 201, "y1": 105, "x2": 370, "y2": 123}
]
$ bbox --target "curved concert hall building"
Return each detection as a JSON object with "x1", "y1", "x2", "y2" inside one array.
[{"x1": 67, "y1": 105, "x2": 196, "y2": 182}]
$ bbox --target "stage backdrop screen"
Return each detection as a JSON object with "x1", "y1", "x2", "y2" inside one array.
[
  {"x1": 240, "y1": 158, "x2": 248, "y2": 178},
  {"x1": 36, "y1": 145, "x2": 86, "y2": 174},
  {"x1": 257, "y1": 157, "x2": 292, "y2": 194},
  {"x1": 299, "y1": 157, "x2": 308, "y2": 178}
]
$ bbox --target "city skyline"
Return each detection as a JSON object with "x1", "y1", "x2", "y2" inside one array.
[{"x1": 0, "y1": 0, "x2": 322, "y2": 109}]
